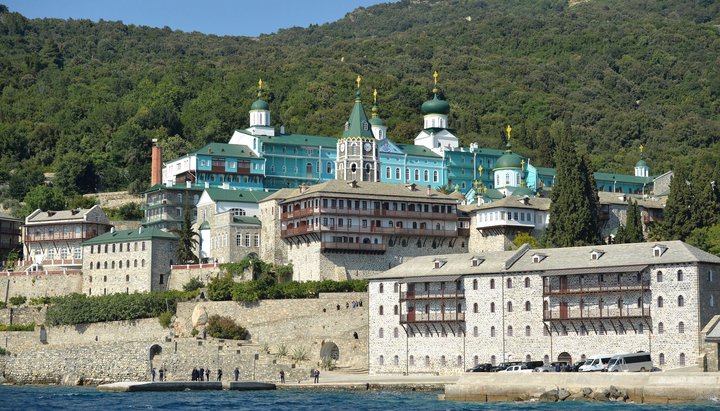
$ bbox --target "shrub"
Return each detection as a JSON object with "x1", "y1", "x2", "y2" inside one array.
[
  {"x1": 158, "y1": 311, "x2": 173, "y2": 328},
  {"x1": 207, "y1": 274, "x2": 234, "y2": 301},
  {"x1": 276, "y1": 343, "x2": 288, "y2": 358},
  {"x1": 182, "y1": 277, "x2": 205, "y2": 292},
  {"x1": 191, "y1": 328, "x2": 199, "y2": 337},
  {"x1": 0, "y1": 347, "x2": 8, "y2": 355},
  {"x1": 0, "y1": 323, "x2": 35, "y2": 331},
  {"x1": 205, "y1": 315, "x2": 248, "y2": 340},
  {"x1": 290, "y1": 346, "x2": 308, "y2": 362},
  {"x1": 9, "y1": 295, "x2": 26, "y2": 306},
  {"x1": 29, "y1": 296, "x2": 53, "y2": 305},
  {"x1": 0, "y1": 302, "x2": 6, "y2": 309}
]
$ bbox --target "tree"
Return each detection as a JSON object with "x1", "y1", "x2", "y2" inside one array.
[
  {"x1": 623, "y1": 199, "x2": 644, "y2": 243},
  {"x1": 55, "y1": 152, "x2": 99, "y2": 196},
  {"x1": 171, "y1": 207, "x2": 199, "y2": 264},
  {"x1": 513, "y1": 232, "x2": 539, "y2": 248},
  {"x1": 545, "y1": 125, "x2": 601, "y2": 247},
  {"x1": 655, "y1": 168, "x2": 698, "y2": 241},
  {"x1": 20, "y1": 185, "x2": 66, "y2": 218}
]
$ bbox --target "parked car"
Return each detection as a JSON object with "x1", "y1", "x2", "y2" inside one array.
[
  {"x1": 491, "y1": 361, "x2": 522, "y2": 372},
  {"x1": 466, "y1": 363, "x2": 493, "y2": 372},
  {"x1": 523, "y1": 360, "x2": 545, "y2": 370},
  {"x1": 570, "y1": 360, "x2": 587, "y2": 372},
  {"x1": 607, "y1": 352, "x2": 653, "y2": 372},
  {"x1": 533, "y1": 362, "x2": 568, "y2": 372},
  {"x1": 498, "y1": 365, "x2": 533, "y2": 372},
  {"x1": 579, "y1": 354, "x2": 615, "y2": 372}
]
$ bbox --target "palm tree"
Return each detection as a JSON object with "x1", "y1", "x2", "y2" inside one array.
[{"x1": 172, "y1": 207, "x2": 199, "y2": 264}]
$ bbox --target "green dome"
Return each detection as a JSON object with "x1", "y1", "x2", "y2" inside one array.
[
  {"x1": 635, "y1": 159, "x2": 648, "y2": 168},
  {"x1": 369, "y1": 117, "x2": 385, "y2": 126},
  {"x1": 421, "y1": 95, "x2": 450, "y2": 115},
  {"x1": 250, "y1": 98, "x2": 269, "y2": 110},
  {"x1": 494, "y1": 152, "x2": 523, "y2": 169}
]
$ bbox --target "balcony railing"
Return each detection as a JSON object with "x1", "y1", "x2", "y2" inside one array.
[
  {"x1": 20, "y1": 258, "x2": 83, "y2": 267},
  {"x1": 281, "y1": 225, "x2": 458, "y2": 238},
  {"x1": 23, "y1": 233, "x2": 97, "y2": 242},
  {"x1": 543, "y1": 280, "x2": 650, "y2": 296},
  {"x1": 543, "y1": 306, "x2": 651, "y2": 321},
  {"x1": 281, "y1": 207, "x2": 457, "y2": 221},
  {"x1": 320, "y1": 242, "x2": 386, "y2": 252},
  {"x1": 400, "y1": 290, "x2": 465, "y2": 301},
  {"x1": 400, "y1": 312, "x2": 466, "y2": 324}
]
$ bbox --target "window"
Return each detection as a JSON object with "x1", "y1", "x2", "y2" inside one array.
[
  {"x1": 524, "y1": 277, "x2": 530, "y2": 288},
  {"x1": 440, "y1": 355, "x2": 446, "y2": 366},
  {"x1": 659, "y1": 353, "x2": 665, "y2": 366},
  {"x1": 433, "y1": 170, "x2": 438, "y2": 183},
  {"x1": 473, "y1": 303, "x2": 478, "y2": 313},
  {"x1": 379, "y1": 283, "x2": 384, "y2": 293},
  {"x1": 395, "y1": 168, "x2": 400, "y2": 180},
  {"x1": 525, "y1": 301, "x2": 531, "y2": 311},
  {"x1": 658, "y1": 322, "x2": 664, "y2": 334},
  {"x1": 425, "y1": 356, "x2": 430, "y2": 366},
  {"x1": 679, "y1": 353, "x2": 686, "y2": 366},
  {"x1": 159, "y1": 274, "x2": 164, "y2": 284},
  {"x1": 490, "y1": 326, "x2": 496, "y2": 337},
  {"x1": 393, "y1": 327, "x2": 399, "y2": 338},
  {"x1": 472, "y1": 279, "x2": 478, "y2": 290},
  {"x1": 657, "y1": 296, "x2": 664, "y2": 307},
  {"x1": 507, "y1": 326, "x2": 513, "y2": 337},
  {"x1": 378, "y1": 328, "x2": 384, "y2": 338},
  {"x1": 678, "y1": 321, "x2": 685, "y2": 334},
  {"x1": 678, "y1": 295, "x2": 684, "y2": 307},
  {"x1": 393, "y1": 283, "x2": 399, "y2": 293},
  {"x1": 473, "y1": 326, "x2": 478, "y2": 337},
  {"x1": 507, "y1": 278, "x2": 512, "y2": 288},
  {"x1": 490, "y1": 302, "x2": 495, "y2": 313},
  {"x1": 423, "y1": 170, "x2": 429, "y2": 182},
  {"x1": 677, "y1": 270, "x2": 684, "y2": 281},
  {"x1": 394, "y1": 305, "x2": 399, "y2": 315},
  {"x1": 507, "y1": 301, "x2": 513, "y2": 312},
  {"x1": 525, "y1": 325, "x2": 531, "y2": 336},
  {"x1": 473, "y1": 355, "x2": 479, "y2": 366},
  {"x1": 491, "y1": 355, "x2": 496, "y2": 366},
  {"x1": 378, "y1": 355, "x2": 384, "y2": 365},
  {"x1": 393, "y1": 355, "x2": 399, "y2": 366},
  {"x1": 639, "y1": 323, "x2": 644, "y2": 334},
  {"x1": 379, "y1": 306, "x2": 384, "y2": 315},
  {"x1": 490, "y1": 279, "x2": 495, "y2": 289},
  {"x1": 254, "y1": 234, "x2": 260, "y2": 247},
  {"x1": 656, "y1": 271, "x2": 663, "y2": 282},
  {"x1": 385, "y1": 167, "x2": 391, "y2": 179},
  {"x1": 409, "y1": 355, "x2": 415, "y2": 366}
]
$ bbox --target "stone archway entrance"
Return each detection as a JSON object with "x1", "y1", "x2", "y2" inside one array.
[
  {"x1": 558, "y1": 352, "x2": 572, "y2": 365},
  {"x1": 320, "y1": 341, "x2": 340, "y2": 362},
  {"x1": 149, "y1": 344, "x2": 162, "y2": 361}
]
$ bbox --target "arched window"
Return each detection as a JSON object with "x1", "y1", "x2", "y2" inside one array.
[
  {"x1": 639, "y1": 323, "x2": 644, "y2": 334},
  {"x1": 95, "y1": 262, "x2": 100, "y2": 269},
  {"x1": 440, "y1": 355, "x2": 446, "y2": 366},
  {"x1": 409, "y1": 355, "x2": 415, "y2": 366},
  {"x1": 395, "y1": 168, "x2": 400, "y2": 180},
  {"x1": 490, "y1": 326, "x2": 496, "y2": 337},
  {"x1": 379, "y1": 283, "x2": 384, "y2": 293},
  {"x1": 393, "y1": 305, "x2": 399, "y2": 315},
  {"x1": 473, "y1": 326, "x2": 478, "y2": 337},
  {"x1": 141, "y1": 259, "x2": 145, "y2": 267},
  {"x1": 524, "y1": 277, "x2": 530, "y2": 288},
  {"x1": 490, "y1": 302, "x2": 495, "y2": 313},
  {"x1": 711, "y1": 295, "x2": 715, "y2": 307},
  {"x1": 525, "y1": 301, "x2": 531, "y2": 311},
  {"x1": 393, "y1": 283, "x2": 399, "y2": 293},
  {"x1": 507, "y1": 326, "x2": 513, "y2": 337},
  {"x1": 544, "y1": 300, "x2": 549, "y2": 311},
  {"x1": 491, "y1": 355, "x2": 497, "y2": 366},
  {"x1": 378, "y1": 355, "x2": 384, "y2": 365},
  {"x1": 581, "y1": 354, "x2": 587, "y2": 361},
  {"x1": 490, "y1": 279, "x2": 495, "y2": 289},
  {"x1": 433, "y1": 170, "x2": 438, "y2": 183},
  {"x1": 378, "y1": 328, "x2": 384, "y2": 338},
  {"x1": 679, "y1": 353, "x2": 686, "y2": 366},
  {"x1": 507, "y1": 301, "x2": 513, "y2": 312},
  {"x1": 423, "y1": 170, "x2": 429, "y2": 182},
  {"x1": 507, "y1": 278, "x2": 512, "y2": 288},
  {"x1": 526, "y1": 354, "x2": 532, "y2": 362},
  {"x1": 677, "y1": 270, "x2": 684, "y2": 281},
  {"x1": 473, "y1": 303, "x2": 478, "y2": 313},
  {"x1": 424, "y1": 355, "x2": 430, "y2": 366},
  {"x1": 385, "y1": 167, "x2": 391, "y2": 179},
  {"x1": 103, "y1": 261, "x2": 107, "y2": 269},
  {"x1": 414, "y1": 169, "x2": 420, "y2": 180},
  {"x1": 473, "y1": 279, "x2": 478, "y2": 290},
  {"x1": 111, "y1": 261, "x2": 115, "y2": 269},
  {"x1": 678, "y1": 321, "x2": 685, "y2": 334},
  {"x1": 393, "y1": 355, "x2": 399, "y2": 366},
  {"x1": 657, "y1": 296, "x2": 664, "y2": 307},
  {"x1": 543, "y1": 355, "x2": 550, "y2": 364},
  {"x1": 637, "y1": 297, "x2": 642, "y2": 308},
  {"x1": 393, "y1": 327, "x2": 399, "y2": 338},
  {"x1": 125, "y1": 274, "x2": 129, "y2": 282},
  {"x1": 119, "y1": 260, "x2": 123, "y2": 269},
  {"x1": 473, "y1": 355, "x2": 479, "y2": 366},
  {"x1": 525, "y1": 325, "x2": 531, "y2": 336},
  {"x1": 657, "y1": 271, "x2": 663, "y2": 282},
  {"x1": 457, "y1": 355, "x2": 463, "y2": 366},
  {"x1": 678, "y1": 295, "x2": 685, "y2": 307},
  {"x1": 658, "y1": 322, "x2": 664, "y2": 334},
  {"x1": 379, "y1": 305, "x2": 384, "y2": 315},
  {"x1": 659, "y1": 353, "x2": 665, "y2": 365}
]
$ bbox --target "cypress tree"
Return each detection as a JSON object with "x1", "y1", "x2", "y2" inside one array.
[
  {"x1": 624, "y1": 199, "x2": 644, "y2": 243},
  {"x1": 657, "y1": 168, "x2": 698, "y2": 241},
  {"x1": 172, "y1": 207, "x2": 199, "y2": 264},
  {"x1": 546, "y1": 127, "x2": 601, "y2": 247}
]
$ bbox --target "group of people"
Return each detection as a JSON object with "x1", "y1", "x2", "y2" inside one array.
[
  {"x1": 150, "y1": 367, "x2": 166, "y2": 382},
  {"x1": 309, "y1": 368, "x2": 320, "y2": 383},
  {"x1": 190, "y1": 367, "x2": 223, "y2": 381}
]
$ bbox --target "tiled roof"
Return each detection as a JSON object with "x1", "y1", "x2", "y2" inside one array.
[
  {"x1": 262, "y1": 180, "x2": 459, "y2": 203},
  {"x1": 0, "y1": 212, "x2": 20, "y2": 222},
  {"x1": 191, "y1": 143, "x2": 257, "y2": 158},
  {"x1": 25, "y1": 206, "x2": 105, "y2": 224},
  {"x1": 232, "y1": 216, "x2": 261, "y2": 225},
  {"x1": 82, "y1": 227, "x2": 177, "y2": 246},
  {"x1": 259, "y1": 134, "x2": 338, "y2": 148}
]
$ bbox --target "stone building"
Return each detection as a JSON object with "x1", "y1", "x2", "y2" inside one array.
[
  {"x1": 0, "y1": 211, "x2": 21, "y2": 266},
  {"x1": 81, "y1": 227, "x2": 178, "y2": 295},
  {"x1": 142, "y1": 183, "x2": 203, "y2": 231},
  {"x1": 22, "y1": 206, "x2": 111, "y2": 271},
  {"x1": 368, "y1": 241, "x2": 720, "y2": 375},
  {"x1": 259, "y1": 180, "x2": 468, "y2": 281}
]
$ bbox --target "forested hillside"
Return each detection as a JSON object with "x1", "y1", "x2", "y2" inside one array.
[{"x1": 0, "y1": 0, "x2": 718, "y2": 211}]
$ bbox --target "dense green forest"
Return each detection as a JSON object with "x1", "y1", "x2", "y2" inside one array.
[{"x1": 0, "y1": 0, "x2": 719, "y2": 214}]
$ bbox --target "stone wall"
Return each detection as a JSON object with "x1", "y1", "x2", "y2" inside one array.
[
  {"x1": 1, "y1": 271, "x2": 83, "y2": 303},
  {"x1": 167, "y1": 264, "x2": 225, "y2": 291},
  {"x1": 259, "y1": 200, "x2": 287, "y2": 265},
  {"x1": 86, "y1": 191, "x2": 142, "y2": 209},
  {"x1": 0, "y1": 306, "x2": 46, "y2": 326}
]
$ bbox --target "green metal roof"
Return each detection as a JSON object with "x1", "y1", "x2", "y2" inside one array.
[
  {"x1": 594, "y1": 172, "x2": 651, "y2": 184},
  {"x1": 203, "y1": 187, "x2": 272, "y2": 203},
  {"x1": 511, "y1": 186, "x2": 536, "y2": 197},
  {"x1": 342, "y1": 90, "x2": 375, "y2": 139},
  {"x1": 483, "y1": 189, "x2": 505, "y2": 200},
  {"x1": 191, "y1": 143, "x2": 257, "y2": 158},
  {"x1": 143, "y1": 184, "x2": 205, "y2": 194},
  {"x1": 259, "y1": 134, "x2": 338, "y2": 148},
  {"x1": 82, "y1": 228, "x2": 177, "y2": 246},
  {"x1": 396, "y1": 144, "x2": 442, "y2": 158},
  {"x1": 250, "y1": 98, "x2": 269, "y2": 110},
  {"x1": 233, "y1": 216, "x2": 261, "y2": 225},
  {"x1": 198, "y1": 221, "x2": 211, "y2": 230},
  {"x1": 421, "y1": 94, "x2": 450, "y2": 115},
  {"x1": 494, "y1": 152, "x2": 524, "y2": 169},
  {"x1": 635, "y1": 159, "x2": 648, "y2": 168}
]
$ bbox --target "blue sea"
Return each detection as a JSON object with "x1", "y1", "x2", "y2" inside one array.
[{"x1": 1, "y1": 385, "x2": 719, "y2": 411}]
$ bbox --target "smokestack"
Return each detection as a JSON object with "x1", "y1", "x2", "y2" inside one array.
[
  {"x1": 151, "y1": 139, "x2": 162, "y2": 186},
  {"x1": 427, "y1": 185, "x2": 432, "y2": 195}
]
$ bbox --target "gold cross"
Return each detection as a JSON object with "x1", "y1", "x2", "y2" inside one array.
[
  {"x1": 373, "y1": 89, "x2": 378, "y2": 104},
  {"x1": 356, "y1": 75, "x2": 361, "y2": 89},
  {"x1": 258, "y1": 79, "x2": 263, "y2": 89},
  {"x1": 640, "y1": 144, "x2": 644, "y2": 154},
  {"x1": 433, "y1": 71, "x2": 439, "y2": 85},
  {"x1": 506, "y1": 124, "x2": 512, "y2": 141},
  {"x1": 521, "y1": 159, "x2": 525, "y2": 170}
]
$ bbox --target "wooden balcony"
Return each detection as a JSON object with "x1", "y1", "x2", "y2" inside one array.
[
  {"x1": 24, "y1": 233, "x2": 98, "y2": 242},
  {"x1": 400, "y1": 290, "x2": 465, "y2": 301},
  {"x1": 320, "y1": 242, "x2": 386, "y2": 252},
  {"x1": 543, "y1": 306, "x2": 651, "y2": 321},
  {"x1": 543, "y1": 280, "x2": 650, "y2": 296},
  {"x1": 281, "y1": 225, "x2": 458, "y2": 238},
  {"x1": 280, "y1": 207, "x2": 457, "y2": 221},
  {"x1": 400, "y1": 312, "x2": 465, "y2": 324}
]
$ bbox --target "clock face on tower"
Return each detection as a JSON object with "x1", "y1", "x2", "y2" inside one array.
[
  {"x1": 339, "y1": 143, "x2": 345, "y2": 153},
  {"x1": 364, "y1": 142, "x2": 372, "y2": 152}
]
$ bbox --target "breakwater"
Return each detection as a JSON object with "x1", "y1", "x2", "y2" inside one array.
[{"x1": 443, "y1": 372, "x2": 720, "y2": 404}]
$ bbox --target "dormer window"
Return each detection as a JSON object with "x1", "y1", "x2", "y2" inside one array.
[
  {"x1": 652, "y1": 244, "x2": 667, "y2": 257},
  {"x1": 532, "y1": 254, "x2": 546, "y2": 263},
  {"x1": 433, "y1": 259, "x2": 447, "y2": 269},
  {"x1": 471, "y1": 256, "x2": 484, "y2": 267},
  {"x1": 591, "y1": 250, "x2": 604, "y2": 260}
]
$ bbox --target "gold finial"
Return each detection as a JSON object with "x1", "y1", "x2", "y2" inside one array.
[
  {"x1": 639, "y1": 144, "x2": 644, "y2": 154},
  {"x1": 433, "y1": 71, "x2": 439, "y2": 85},
  {"x1": 506, "y1": 124, "x2": 512, "y2": 141},
  {"x1": 455, "y1": 183, "x2": 459, "y2": 192},
  {"x1": 478, "y1": 165, "x2": 483, "y2": 175},
  {"x1": 258, "y1": 79, "x2": 263, "y2": 89},
  {"x1": 373, "y1": 88, "x2": 378, "y2": 105},
  {"x1": 356, "y1": 75, "x2": 362, "y2": 89},
  {"x1": 521, "y1": 159, "x2": 525, "y2": 171},
  {"x1": 257, "y1": 79, "x2": 264, "y2": 98}
]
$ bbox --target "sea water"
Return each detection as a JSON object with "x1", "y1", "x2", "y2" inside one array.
[{"x1": 0, "y1": 385, "x2": 718, "y2": 411}]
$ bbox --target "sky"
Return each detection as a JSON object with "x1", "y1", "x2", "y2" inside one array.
[{"x1": 4, "y1": 0, "x2": 393, "y2": 37}]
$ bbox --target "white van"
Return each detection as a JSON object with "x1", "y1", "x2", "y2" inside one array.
[
  {"x1": 607, "y1": 352, "x2": 653, "y2": 372},
  {"x1": 579, "y1": 354, "x2": 614, "y2": 372}
]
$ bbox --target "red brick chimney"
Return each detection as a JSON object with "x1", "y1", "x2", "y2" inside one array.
[{"x1": 151, "y1": 139, "x2": 162, "y2": 186}]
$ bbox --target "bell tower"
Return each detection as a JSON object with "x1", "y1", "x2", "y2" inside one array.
[{"x1": 336, "y1": 76, "x2": 378, "y2": 182}]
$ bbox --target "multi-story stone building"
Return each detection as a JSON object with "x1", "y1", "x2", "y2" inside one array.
[
  {"x1": 195, "y1": 187, "x2": 270, "y2": 263},
  {"x1": 142, "y1": 183, "x2": 203, "y2": 231},
  {"x1": 260, "y1": 180, "x2": 468, "y2": 281},
  {"x1": 22, "y1": 206, "x2": 112, "y2": 271},
  {"x1": 81, "y1": 227, "x2": 178, "y2": 295},
  {"x1": 0, "y1": 211, "x2": 21, "y2": 266},
  {"x1": 368, "y1": 241, "x2": 720, "y2": 375}
]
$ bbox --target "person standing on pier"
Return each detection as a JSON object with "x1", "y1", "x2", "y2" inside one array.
[
  {"x1": 233, "y1": 367, "x2": 239, "y2": 382},
  {"x1": 199, "y1": 367, "x2": 204, "y2": 381},
  {"x1": 279, "y1": 370, "x2": 285, "y2": 384},
  {"x1": 159, "y1": 368, "x2": 164, "y2": 382},
  {"x1": 217, "y1": 369, "x2": 222, "y2": 381},
  {"x1": 151, "y1": 368, "x2": 156, "y2": 382},
  {"x1": 314, "y1": 369, "x2": 319, "y2": 383},
  {"x1": 206, "y1": 368, "x2": 211, "y2": 381}
]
